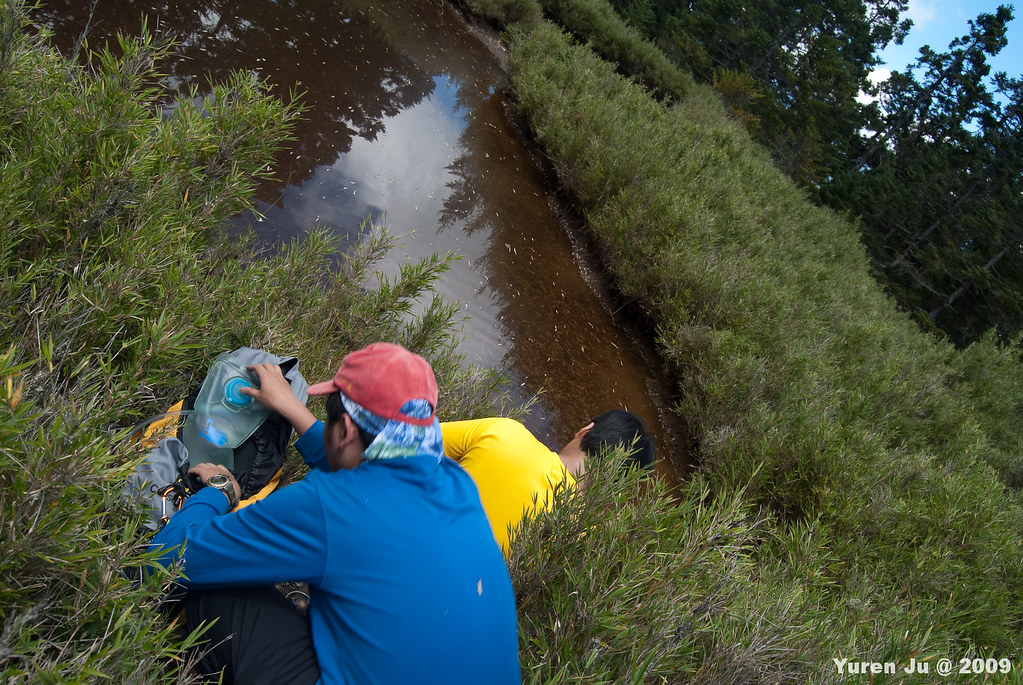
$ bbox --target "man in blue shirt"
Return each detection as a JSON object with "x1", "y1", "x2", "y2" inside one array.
[{"x1": 153, "y1": 342, "x2": 521, "y2": 685}]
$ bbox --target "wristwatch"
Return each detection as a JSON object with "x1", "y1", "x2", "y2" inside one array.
[{"x1": 205, "y1": 473, "x2": 239, "y2": 509}]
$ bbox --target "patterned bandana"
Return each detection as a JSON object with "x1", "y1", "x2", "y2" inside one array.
[{"x1": 338, "y1": 391, "x2": 444, "y2": 461}]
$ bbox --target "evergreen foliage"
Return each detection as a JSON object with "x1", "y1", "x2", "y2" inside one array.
[
  {"x1": 534, "y1": 0, "x2": 693, "y2": 100},
  {"x1": 600, "y1": 0, "x2": 912, "y2": 186},
  {"x1": 510, "y1": 466, "x2": 823, "y2": 684},
  {"x1": 554, "y1": 0, "x2": 1023, "y2": 346},
  {"x1": 821, "y1": 7, "x2": 1023, "y2": 347},
  {"x1": 497, "y1": 11, "x2": 1023, "y2": 676},
  {"x1": 461, "y1": 0, "x2": 694, "y2": 101}
]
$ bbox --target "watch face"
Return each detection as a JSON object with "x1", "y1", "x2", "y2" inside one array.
[{"x1": 206, "y1": 473, "x2": 236, "y2": 506}]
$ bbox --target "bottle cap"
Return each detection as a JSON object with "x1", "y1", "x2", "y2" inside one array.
[{"x1": 224, "y1": 377, "x2": 255, "y2": 407}]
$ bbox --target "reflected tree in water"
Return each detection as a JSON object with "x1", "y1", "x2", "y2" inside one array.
[{"x1": 34, "y1": 0, "x2": 434, "y2": 205}]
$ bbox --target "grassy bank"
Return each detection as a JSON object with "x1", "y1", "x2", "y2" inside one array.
[{"x1": 459, "y1": 0, "x2": 1023, "y2": 680}]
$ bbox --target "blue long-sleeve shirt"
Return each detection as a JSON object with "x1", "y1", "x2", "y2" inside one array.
[{"x1": 153, "y1": 421, "x2": 521, "y2": 685}]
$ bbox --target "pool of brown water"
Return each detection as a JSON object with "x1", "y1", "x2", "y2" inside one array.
[{"x1": 35, "y1": 0, "x2": 690, "y2": 481}]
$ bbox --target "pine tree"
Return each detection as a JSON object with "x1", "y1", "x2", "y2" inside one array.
[
  {"x1": 821, "y1": 7, "x2": 1023, "y2": 346},
  {"x1": 607, "y1": 0, "x2": 911, "y2": 185}
]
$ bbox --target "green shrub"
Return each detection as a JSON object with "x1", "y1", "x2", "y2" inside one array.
[
  {"x1": 510, "y1": 463, "x2": 824, "y2": 683},
  {"x1": 505, "y1": 17, "x2": 1023, "y2": 663},
  {"x1": 536, "y1": 0, "x2": 693, "y2": 100},
  {"x1": 461, "y1": 0, "x2": 545, "y2": 30},
  {"x1": 461, "y1": 0, "x2": 691, "y2": 101},
  {"x1": 951, "y1": 332, "x2": 1023, "y2": 488}
]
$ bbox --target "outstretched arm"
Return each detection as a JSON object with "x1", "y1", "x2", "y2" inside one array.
[{"x1": 242, "y1": 362, "x2": 317, "y2": 437}]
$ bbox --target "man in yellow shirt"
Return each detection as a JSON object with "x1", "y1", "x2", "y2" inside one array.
[{"x1": 441, "y1": 410, "x2": 656, "y2": 554}]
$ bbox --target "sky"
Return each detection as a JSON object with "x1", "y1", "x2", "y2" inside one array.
[{"x1": 875, "y1": 0, "x2": 1022, "y2": 79}]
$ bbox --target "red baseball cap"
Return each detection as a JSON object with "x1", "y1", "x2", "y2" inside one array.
[{"x1": 307, "y1": 343, "x2": 438, "y2": 426}]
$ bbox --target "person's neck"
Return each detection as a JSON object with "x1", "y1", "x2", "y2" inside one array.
[{"x1": 558, "y1": 447, "x2": 586, "y2": 478}]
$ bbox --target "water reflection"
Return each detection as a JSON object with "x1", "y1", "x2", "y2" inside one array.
[
  {"x1": 274, "y1": 72, "x2": 473, "y2": 250},
  {"x1": 36, "y1": 0, "x2": 688, "y2": 477},
  {"x1": 35, "y1": 0, "x2": 436, "y2": 207}
]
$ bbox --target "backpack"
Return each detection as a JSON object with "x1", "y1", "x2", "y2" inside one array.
[{"x1": 124, "y1": 348, "x2": 309, "y2": 532}]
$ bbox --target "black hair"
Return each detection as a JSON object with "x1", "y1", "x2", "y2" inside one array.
[
  {"x1": 580, "y1": 409, "x2": 656, "y2": 471},
  {"x1": 325, "y1": 392, "x2": 376, "y2": 449}
]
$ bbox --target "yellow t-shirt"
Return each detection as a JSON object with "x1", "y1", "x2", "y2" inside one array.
[{"x1": 442, "y1": 418, "x2": 576, "y2": 555}]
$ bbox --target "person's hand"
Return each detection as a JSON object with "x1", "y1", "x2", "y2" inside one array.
[
  {"x1": 242, "y1": 363, "x2": 299, "y2": 414},
  {"x1": 189, "y1": 462, "x2": 241, "y2": 503},
  {"x1": 241, "y1": 362, "x2": 317, "y2": 436}
]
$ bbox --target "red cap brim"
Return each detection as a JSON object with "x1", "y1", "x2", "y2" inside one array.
[{"x1": 306, "y1": 380, "x2": 340, "y2": 396}]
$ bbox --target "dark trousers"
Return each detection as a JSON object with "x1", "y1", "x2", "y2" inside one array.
[{"x1": 184, "y1": 586, "x2": 320, "y2": 685}]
